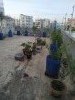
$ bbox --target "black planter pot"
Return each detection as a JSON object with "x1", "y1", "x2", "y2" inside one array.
[
  {"x1": 0, "y1": 33, "x2": 4, "y2": 40},
  {"x1": 26, "y1": 54, "x2": 32, "y2": 59},
  {"x1": 23, "y1": 49, "x2": 26, "y2": 55},
  {"x1": 51, "y1": 80, "x2": 66, "y2": 97}
]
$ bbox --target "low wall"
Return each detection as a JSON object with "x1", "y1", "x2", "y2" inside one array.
[{"x1": 62, "y1": 31, "x2": 75, "y2": 60}]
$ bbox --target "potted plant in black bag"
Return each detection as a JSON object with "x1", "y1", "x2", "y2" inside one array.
[
  {"x1": 21, "y1": 42, "x2": 32, "y2": 59},
  {"x1": 51, "y1": 79, "x2": 66, "y2": 97},
  {"x1": 32, "y1": 42, "x2": 37, "y2": 55}
]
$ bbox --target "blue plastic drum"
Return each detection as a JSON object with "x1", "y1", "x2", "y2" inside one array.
[
  {"x1": 45, "y1": 55, "x2": 60, "y2": 78},
  {"x1": 8, "y1": 30, "x2": 13, "y2": 37}
]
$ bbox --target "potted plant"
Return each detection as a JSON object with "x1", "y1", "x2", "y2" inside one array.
[
  {"x1": 32, "y1": 42, "x2": 37, "y2": 55},
  {"x1": 21, "y1": 42, "x2": 32, "y2": 59},
  {"x1": 37, "y1": 38, "x2": 42, "y2": 46},
  {"x1": 51, "y1": 79, "x2": 66, "y2": 97},
  {"x1": 52, "y1": 47, "x2": 62, "y2": 60},
  {"x1": 45, "y1": 29, "x2": 62, "y2": 78},
  {"x1": 51, "y1": 30, "x2": 63, "y2": 49},
  {"x1": 41, "y1": 40, "x2": 46, "y2": 46}
]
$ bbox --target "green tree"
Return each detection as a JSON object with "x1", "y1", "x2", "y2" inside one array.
[{"x1": 32, "y1": 26, "x2": 37, "y2": 35}]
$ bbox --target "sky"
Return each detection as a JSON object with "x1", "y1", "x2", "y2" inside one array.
[{"x1": 2, "y1": 0, "x2": 75, "y2": 22}]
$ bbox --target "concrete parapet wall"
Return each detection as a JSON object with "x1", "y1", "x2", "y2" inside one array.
[{"x1": 62, "y1": 31, "x2": 75, "y2": 60}]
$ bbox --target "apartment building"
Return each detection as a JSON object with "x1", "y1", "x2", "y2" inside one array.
[
  {"x1": 1, "y1": 16, "x2": 15, "y2": 36},
  {"x1": 34, "y1": 19, "x2": 43, "y2": 29},
  {"x1": 42, "y1": 19, "x2": 50, "y2": 28},
  {"x1": 34, "y1": 19, "x2": 50, "y2": 29},
  {"x1": 67, "y1": 18, "x2": 75, "y2": 29},
  {"x1": 20, "y1": 14, "x2": 33, "y2": 28},
  {"x1": 15, "y1": 19, "x2": 20, "y2": 26}
]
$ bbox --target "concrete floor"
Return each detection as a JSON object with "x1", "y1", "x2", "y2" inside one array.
[
  {"x1": 0, "y1": 36, "x2": 74, "y2": 100},
  {"x1": 0, "y1": 36, "x2": 36, "y2": 88}
]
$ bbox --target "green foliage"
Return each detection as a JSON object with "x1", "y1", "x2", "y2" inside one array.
[
  {"x1": 51, "y1": 30, "x2": 63, "y2": 47},
  {"x1": 41, "y1": 40, "x2": 46, "y2": 46},
  {"x1": 21, "y1": 42, "x2": 32, "y2": 51},
  {"x1": 32, "y1": 26, "x2": 37, "y2": 34},
  {"x1": 37, "y1": 38, "x2": 46, "y2": 46},
  {"x1": 70, "y1": 59, "x2": 75, "y2": 76},
  {"x1": 52, "y1": 47, "x2": 62, "y2": 60},
  {"x1": 71, "y1": 28, "x2": 75, "y2": 31},
  {"x1": 37, "y1": 38, "x2": 42, "y2": 45}
]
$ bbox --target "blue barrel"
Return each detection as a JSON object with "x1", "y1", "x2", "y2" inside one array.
[
  {"x1": 17, "y1": 31, "x2": 21, "y2": 35},
  {"x1": 50, "y1": 43, "x2": 58, "y2": 53},
  {"x1": 45, "y1": 55, "x2": 60, "y2": 78},
  {"x1": 43, "y1": 32, "x2": 47, "y2": 37},
  {"x1": 8, "y1": 30, "x2": 13, "y2": 37},
  {"x1": 24, "y1": 30, "x2": 28, "y2": 36},
  {"x1": 0, "y1": 32, "x2": 3, "y2": 40}
]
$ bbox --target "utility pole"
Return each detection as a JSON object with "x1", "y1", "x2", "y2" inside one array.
[{"x1": 70, "y1": 5, "x2": 75, "y2": 33}]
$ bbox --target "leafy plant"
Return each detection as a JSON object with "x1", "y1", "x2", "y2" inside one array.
[
  {"x1": 32, "y1": 42, "x2": 37, "y2": 53},
  {"x1": 51, "y1": 30, "x2": 63, "y2": 47},
  {"x1": 41, "y1": 40, "x2": 46, "y2": 46},
  {"x1": 37, "y1": 38, "x2": 42, "y2": 45},
  {"x1": 70, "y1": 59, "x2": 75, "y2": 79},
  {"x1": 22, "y1": 42, "x2": 32, "y2": 56},
  {"x1": 52, "y1": 47, "x2": 62, "y2": 60},
  {"x1": 51, "y1": 80, "x2": 65, "y2": 91}
]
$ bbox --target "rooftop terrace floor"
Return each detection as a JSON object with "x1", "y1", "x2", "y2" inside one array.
[{"x1": 0, "y1": 36, "x2": 74, "y2": 100}]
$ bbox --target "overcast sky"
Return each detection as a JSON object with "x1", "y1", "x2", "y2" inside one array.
[{"x1": 3, "y1": 0, "x2": 75, "y2": 22}]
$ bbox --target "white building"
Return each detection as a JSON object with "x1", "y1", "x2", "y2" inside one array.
[
  {"x1": 34, "y1": 19, "x2": 43, "y2": 29},
  {"x1": 1, "y1": 16, "x2": 15, "y2": 36},
  {"x1": 42, "y1": 19, "x2": 50, "y2": 28},
  {"x1": 15, "y1": 19, "x2": 20, "y2": 26},
  {"x1": 34, "y1": 19, "x2": 50, "y2": 29},
  {"x1": 67, "y1": 18, "x2": 75, "y2": 29},
  {"x1": 20, "y1": 14, "x2": 33, "y2": 28}
]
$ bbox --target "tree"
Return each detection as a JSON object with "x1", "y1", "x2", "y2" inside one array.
[{"x1": 32, "y1": 26, "x2": 37, "y2": 35}]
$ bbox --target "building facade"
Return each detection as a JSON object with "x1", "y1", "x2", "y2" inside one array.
[
  {"x1": 1, "y1": 16, "x2": 15, "y2": 36},
  {"x1": 20, "y1": 14, "x2": 33, "y2": 28},
  {"x1": 34, "y1": 19, "x2": 50, "y2": 29},
  {"x1": 15, "y1": 19, "x2": 20, "y2": 26},
  {"x1": 34, "y1": 19, "x2": 43, "y2": 29},
  {"x1": 42, "y1": 19, "x2": 50, "y2": 28},
  {"x1": 67, "y1": 18, "x2": 75, "y2": 29}
]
